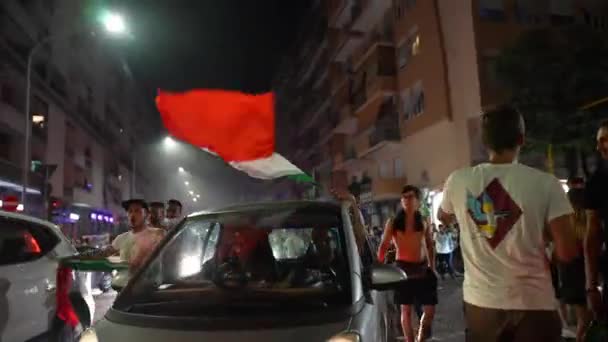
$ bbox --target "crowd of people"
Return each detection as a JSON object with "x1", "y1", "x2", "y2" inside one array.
[
  {"x1": 81, "y1": 106, "x2": 608, "y2": 342},
  {"x1": 371, "y1": 105, "x2": 607, "y2": 342},
  {"x1": 85, "y1": 198, "x2": 184, "y2": 272}
]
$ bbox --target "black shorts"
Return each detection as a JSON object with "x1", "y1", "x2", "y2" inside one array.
[
  {"x1": 393, "y1": 261, "x2": 438, "y2": 305},
  {"x1": 558, "y1": 256, "x2": 586, "y2": 305},
  {"x1": 550, "y1": 263, "x2": 560, "y2": 299}
]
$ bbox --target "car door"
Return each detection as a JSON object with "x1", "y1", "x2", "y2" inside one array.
[
  {"x1": 359, "y1": 238, "x2": 389, "y2": 341},
  {"x1": 0, "y1": 217, "x2": 60, "y2": 342}
]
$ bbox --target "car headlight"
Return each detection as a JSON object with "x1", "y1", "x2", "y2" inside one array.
[
  {"x1": 79, "y1": 328, "x2": 99, "y2": 342},
  {"x1": 327, "y1": 331, "x2": 361, "y2": 342}
]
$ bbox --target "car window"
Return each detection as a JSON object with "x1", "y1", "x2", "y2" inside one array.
[
  {"x1": 118, "y1": 205, "x2": 352, "y2": 316},
  {"x1": 0, "y1": 217, "x2": 59, "y2": 266}
]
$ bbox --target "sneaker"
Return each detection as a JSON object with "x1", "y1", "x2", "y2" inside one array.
[{"x1": 561, "y1": 327, "x2": 576, "y2": 339}]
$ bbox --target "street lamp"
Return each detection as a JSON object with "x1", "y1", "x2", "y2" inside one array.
[
  {"x1": 178, "y1": 166, "x2": 185, "y2": 173},
  {"x1": 102, "y1": 12, "x2": 127, "y2": 34},
  {"x1": 163, "y1": 136, "x2": 177, "y2": 150},
  {"x1": 21, "y1": 11, "x2": 128, "y2": 208}
]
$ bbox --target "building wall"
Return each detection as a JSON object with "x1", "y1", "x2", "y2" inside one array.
[
  {"x1": 437, "y1": 0, "x2": 484, "y2": 171},
  {"x1": 46, "y1": 103, "x2": 65, "y2": 197},
  {"x1": 395, "y1": 0, "x2": 453, "y2": 138},
  {"x1": 0, "y1": 0, "x2": 154, "y2": 221}
]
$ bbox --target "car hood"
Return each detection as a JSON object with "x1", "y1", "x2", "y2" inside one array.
[{"x1": 92, "y1": 318, "x2": 351, "y2": 342}]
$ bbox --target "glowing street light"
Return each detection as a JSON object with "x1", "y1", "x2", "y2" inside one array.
[
  {"x1": 196, "y1": 194, "x2": 201, "y2": 198},
  {"x1": 189, "y1": 190, "x2": 194, "y2": 195},
  {"x1": 184, "y1": 181, "x2": 189, "y2": 186},
  {"x1": 193, "y1": 198, "x2": 198, "y2": 202},
  {"x1": 102, "y1": 12, "x2": 127, "y2": 34},
  {"x1": 178, "y1": 167, "x2": 185, "y2": 173},
  {"x1": 163, "y1": 136, "x2": 177, "y2": 149}
]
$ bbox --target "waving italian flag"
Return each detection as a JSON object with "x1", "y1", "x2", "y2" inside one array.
[{"x1": 156, "y1": 89, "x2": 313, "y2": 182}]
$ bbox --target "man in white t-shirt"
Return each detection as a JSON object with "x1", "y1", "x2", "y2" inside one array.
[
  {"x1": 438, "y1": 105, "x2": 578, "y2": 341},
  {"x1": 111, "y1": 199, "x2": 164, "y2": 271},
  {"x1": 434, "y1": 224, "x2": 456, "y2": 279}
]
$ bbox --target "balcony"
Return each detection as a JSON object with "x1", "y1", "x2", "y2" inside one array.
[
  {"x1": 344, "y1": 146, "x2": 357, "y2": 161},
  {"x1": 351, "y1": 0, "x2": 392, "y2": 32},
  {"x1": 351, "y1": 46, "x2": 397, "y2": 113},
  {"x1": 328, "y1": 0, "x2": 354, "y2": 28},
  {"x1": 333, "y1": 80, "x2": 357, "y2": 134},
  {"x1": 360, "y1": 98, "x2": 403, "y2": 157},
  {"x1": 329, "y1": 62, "x2": 349, "y2": 94},
  {"x1": 49, "y1": 70, "x2": 67, "y2": 99},
  {"x1": 329, "y1": 28, "x2": 364, "y2": 63},
  {"x1": 77, "y1": 98, "x2": 93, "y2": 121},
  {"x1": 300, "y1": 42, "x2": 329, "y2": 86},
  {"x1": 352, "y1": 25, "x2": 394, "y2": 67},
  {"x1": 369, "y1": 124, "x2": 400, "y2": 148}
]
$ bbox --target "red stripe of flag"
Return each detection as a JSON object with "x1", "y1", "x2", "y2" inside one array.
[{"x1": 156, "y1": 89, "x2": 275, "y2": 162}]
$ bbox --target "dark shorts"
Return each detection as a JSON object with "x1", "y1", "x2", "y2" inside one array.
[
  {"x1": 393, "y1": 261, "x2": 438, "y2": 306},
  {"x1": 464, "y1": 302, "x2": 561, "y2": 342},
  {"x1": 558, "y1": 256, "x2": 586, "y2": 305},
  {"x1": 550, "y1": 263, "x2": 560, "y2": 299}
]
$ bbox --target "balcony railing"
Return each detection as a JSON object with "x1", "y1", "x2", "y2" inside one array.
[
  {"x1": 369, "y1": 124, "x2": 400, "y2": 147},
  {"x1": 344, "y1": 146, "x2": 357, "y2": 160},
  {"x1": 49, "y1": 71, "x2": 67, "y2": 98},
  {"x1": 351, "y1": 87, "x2": 367, "y2": 109}
]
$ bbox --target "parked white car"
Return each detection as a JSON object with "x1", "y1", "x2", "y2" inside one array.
[{"x1": 0, "y1": 210, "x2": 95, "y2": 341}]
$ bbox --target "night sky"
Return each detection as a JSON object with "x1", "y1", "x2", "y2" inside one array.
[{"x1": 117, "y1": 0, "x2": 309, "y2": 93}]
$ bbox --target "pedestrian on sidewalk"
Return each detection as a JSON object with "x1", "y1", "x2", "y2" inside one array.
[
  {"x1": 378, "y1": 185, "x2": 437, "y2": 342},
  {"x1": 435, "y1": 224, "x2": 456, "y2": 280},
  {"x1": 584, "y1": 120, "x2": 608, "y2": 322},
  {"x1": 438, "y1": 105, "x2": 578, "y2": 342}
]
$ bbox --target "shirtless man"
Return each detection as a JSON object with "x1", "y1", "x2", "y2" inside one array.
[{"x1": 378, "y1": 185, "x2": 436, "y2": 342}]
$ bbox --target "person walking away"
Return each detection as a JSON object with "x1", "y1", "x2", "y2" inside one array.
[
  {"x1": 438, "y1": 105, "x2": 578, "y2": 341},
  {"x1": 378, "y1": 185, "x2": 437, "y2": 342},
  {"x1": 165, "y1": 199, "x2": 183, "y2": 230},
  {"x1": 149, "y1": 202, "x2": 167, "y2": 230},
  {"x1": 545, "y1": 231, "x2": 577, "y2": 339},
  {"x1": 435, "y1": 224, "x2": 456, "y2": 280},
  {"x1": 556, "y1": 179, "x2": 591, "y2": 341},
  {"x1": 584, "y1": 120, "x2": 608, "y2": 323}
]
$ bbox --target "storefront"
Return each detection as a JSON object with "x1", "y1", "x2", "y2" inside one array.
[{"x1": 52, "y1": 204, "x2": 118, "y2": 241}]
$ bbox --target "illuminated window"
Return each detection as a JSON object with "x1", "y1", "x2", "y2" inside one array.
[
  {"x1": 31, "y1": 96, "x2": 48, "y2": 138},
  {"x1": 411, "y1": 35, "x2": 421, "y2": 56}
]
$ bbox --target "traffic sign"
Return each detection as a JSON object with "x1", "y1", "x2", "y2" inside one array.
[{"x1": 2, "y1": 195, "x2": 19, "y2": 212}]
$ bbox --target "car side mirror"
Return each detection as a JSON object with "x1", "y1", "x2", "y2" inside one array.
[
  {"x1": 369, "y1": 264, "x2": 408, "y2": 291},
  {"x1": 111, "y1": 270, "x2": 130, "y2": 292}
]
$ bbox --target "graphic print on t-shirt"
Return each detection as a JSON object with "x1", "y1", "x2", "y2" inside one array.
[{"x1": 466, "y1": 178, "x2": 522, "y2": 249}]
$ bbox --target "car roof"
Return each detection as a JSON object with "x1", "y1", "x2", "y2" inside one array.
[
  {"x1": 187, "y1": 200, "x2": 342, "y2": 219},
  {"x1": 0, "y1": 210, "x2": 62, "y2": 232}
]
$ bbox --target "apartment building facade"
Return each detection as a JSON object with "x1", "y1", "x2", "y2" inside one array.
[
  {"x1": 0, "y1": 0, "x2": 154, "y2": 237},
  {"x1": 280, "y1": 0, "x2": 607, "y2": 227}
]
